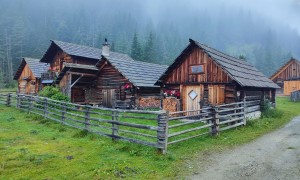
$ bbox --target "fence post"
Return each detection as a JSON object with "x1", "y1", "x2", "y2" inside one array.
[
  {"x1": 27, "y1": 96, "x2": 33, "y2": 114},
  {"x1": 211, "y1": 106, "x2": 219, "y2": 136},
  {"x1": 6, "y1": 93, "x2": 11, "y2": 107},
  {"x1": 85, "y1": 105, "x2": 91, "y2": 130},
  {"x1": 61, "y1": 102, "x2": 66, "y2": 124},
  {"x1": 157, "y1": 110, "x2": 169, "y2": 154},
  {"x1": 43, "y1": 98, "x2": 48, "y2": 118},
  {"x1": 243, "y1": 97, "x2": 247, "y2": 125},
  {"x1": 17, "y1": 94, "x2": 20, "y2": 109},
  {"x1": 111, "y1": 110, "x2": 119, "y2": 141}
]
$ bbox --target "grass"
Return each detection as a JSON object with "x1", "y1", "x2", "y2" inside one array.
[
  {"x1": 0, "y1": 88, "x2": 17, "y2": 93},
  {"x1": 0, "y1": 97, "x2": 299, "y2": 179}
]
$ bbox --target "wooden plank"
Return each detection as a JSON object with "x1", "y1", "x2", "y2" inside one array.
[
  {"x1": 219, "y1": 122, "x2": 244, "y2": 131},
  {"x1": 168, "y1": 124, "x2": 212, "y2": 138},
  {"x1": 168, "y1": 117, "x2": 213, "y2": 129},
  {"x1": 168, "y1": 132, "x2": 209, "y2": 145}
]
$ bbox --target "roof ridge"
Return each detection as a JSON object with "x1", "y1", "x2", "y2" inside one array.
[{"x1": 52, "y1": 40, "x2": 130, "y2": 57}]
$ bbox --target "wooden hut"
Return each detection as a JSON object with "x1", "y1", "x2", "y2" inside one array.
[
  {"x1": 94, "y1": 47, "x2": 167, "y2": 108},
  {"x1": 270, "y1": 58, "x2": 300, "y2": 96},
  {"x1": 13, "y1": 57, "x2": 49, "y2": 94},
  {"x1": 41, "y1": 40, "x2": 167, "y2": 108},
  {"x1": 156, "y1": 39, "x2": 279, "y2": 112}
]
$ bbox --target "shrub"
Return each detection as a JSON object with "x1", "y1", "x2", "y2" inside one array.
[
  {"x1": 38, "y1": 86, "x2": 70, "y2": 102},
  {"x1": 261, "y1": 99, "x2": 283, "y2": 119}
]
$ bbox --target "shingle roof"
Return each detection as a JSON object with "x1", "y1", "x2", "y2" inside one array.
[
  {"x1": 40, "y1": 40, "x2": 134, "y2": 63},
  {"x1": 14, "y1": 58, "x2": 49, "y2": 80},
  {"x1": 158, "y1": 39, "x2": 279, "y2": 89},
  {"x1": 102, "y1": 55, "x2": 168, "y2": 87}
]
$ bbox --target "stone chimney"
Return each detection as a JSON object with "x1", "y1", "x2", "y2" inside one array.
[{"x1": 102, "y1": 38, "x2": 110, "y2": 56}]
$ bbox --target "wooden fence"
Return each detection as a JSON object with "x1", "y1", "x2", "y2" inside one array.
[
  {"x1": 290, "y1": 90, "x2": 300, "y2": 102},
  {"x1": 0, "y1": 93, "x2": 262, "y2": 154}
]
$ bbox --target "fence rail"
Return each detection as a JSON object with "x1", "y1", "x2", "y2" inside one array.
[{"x1": 0, "y1": 93, "x2": 263, "y2": 154}]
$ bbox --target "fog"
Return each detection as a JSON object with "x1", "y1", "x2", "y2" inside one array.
[{"x1": 0, "y1": 0, "x2": 300, "y2": 84}]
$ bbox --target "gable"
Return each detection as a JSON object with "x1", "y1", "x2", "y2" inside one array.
[
  {"x1": 97, "y1": 61, "x2": 130, "y2": 88},
  {"x1": 18, "y1": 63, "x2": 35, "y2": 81},
  {"x1": 164, "y1": 46, "x2": 232, "y2": 84},
  {"x1": 270, "y1": 59, "x2": 300, "y2": 82}
]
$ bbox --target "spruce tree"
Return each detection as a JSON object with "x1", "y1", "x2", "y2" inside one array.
[
  {"x1": 143, "y1": 31, "x2": 156, "y2": 62},
  {"x1": 130, "y1": 32, "x2": 142, "y2": 60}
]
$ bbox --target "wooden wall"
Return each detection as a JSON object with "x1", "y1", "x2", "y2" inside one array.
[
  {"x1": 284, "y1": 81, "x2": 300, "y2": 96},
  {"x1": 17, "y1": 63, "x2": 38, "y2": 95},
  {"x1": 165, "y1": 48, "x2": 231, "y2": 84},
  {"x1": 50, "y1": 51, "x2": 73, "y2": 73},
  {"x1": 49, "y1": 50, "x2": 97, "y2": 74},
  {"x1": 271, "y1": 60, "x2": 300, "y2": 83},
  {"x1": 96, "y1": 62, "x2": 131, "y2": 107},
  {"x1": 164, "y1": 47, "x2": 235, "y2": 110}
]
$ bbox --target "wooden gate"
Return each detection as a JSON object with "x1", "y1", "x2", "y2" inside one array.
[
  {"x1": 182, "y1": 85, "x2": 203, "y2": 112},
  {"x1": 208, "y1": 85, "x2": 225, "y2": 105},
  {"x1": 102, "y1": 89, "x2": 116, "y2": 108}
]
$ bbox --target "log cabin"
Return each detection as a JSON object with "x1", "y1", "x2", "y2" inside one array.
[
  {"x1": 156, "y1": 39, "x2": 279, "y2": 112},
  {"x1": 270, "y1": 58, "x2": 300, "y2": 96},
  {"x1": 41, "y1": 40, "x2": 167, "y2": 109},
  {"x1": 13, "y1": 57, "x2": 49, "y2": 94}
]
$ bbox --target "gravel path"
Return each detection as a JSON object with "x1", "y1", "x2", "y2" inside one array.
[{"x1": 189, "y1": 116, "x2": 300, "y2": 180}]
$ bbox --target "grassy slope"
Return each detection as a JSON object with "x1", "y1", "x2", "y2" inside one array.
[{"x1": 0, "y1": 97, "x2": 299, "y2": 179}]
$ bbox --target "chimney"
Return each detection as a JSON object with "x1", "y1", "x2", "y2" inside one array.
[{"x1": 102, "y1": 38, "x2": 110, "y2": 56}]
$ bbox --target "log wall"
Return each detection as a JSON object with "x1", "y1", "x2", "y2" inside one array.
[{"x1": 96, "y1": 62, "x2": 132, "y2": 106}]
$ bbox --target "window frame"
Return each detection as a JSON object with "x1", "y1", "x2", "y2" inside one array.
[{"x1": 189, "y1": 64, "x2": 205, "y2": 74}]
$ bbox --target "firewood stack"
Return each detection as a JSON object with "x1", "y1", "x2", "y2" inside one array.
[
  {"x1": 163, "y1": 97, "x2": 179, "y2": 113},
  {"x1": 139, "y1": 97, "x2": 161, "y2": 109}
]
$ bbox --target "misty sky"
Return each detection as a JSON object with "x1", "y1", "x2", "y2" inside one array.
[{"x1": 143, "y1": 0, "x2": 300, "y2": 34}]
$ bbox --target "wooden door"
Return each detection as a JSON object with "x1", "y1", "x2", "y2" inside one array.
[
  {"x1": 208, "y1": 85, "x2": 225, "y2": 105},
  {"x1": 29, "y1": 83, "x2": 36, "y2": 95},
  {"x1": 102, "y1": 89, "x2": 115, "y2": 108},
  {"x1": 19, "y1": 80, "x2": 27, "y2": 94},
  {"x1": 182, "y1": 85, "x2": 203, "y2": 112}
]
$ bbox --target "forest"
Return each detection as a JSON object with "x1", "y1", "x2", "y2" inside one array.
[{"x1": 0, "y1": 0, "x2": 299, "y2": 87}]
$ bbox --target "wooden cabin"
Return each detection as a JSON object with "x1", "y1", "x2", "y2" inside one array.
[
  {"x1": 13, "y1": 58, "x2": 49, "y2": 94},
  {"x1": 41, "y1": 40, "x2": 167, "y2": 109},
  {"x1": 94, "y1": 49, "x2": 167, "y2": 109},
  {"x1": 270, "y1": 58, "x2": 300, "y2": 96},
  {"x1": 156, "y1": 39, "x2": 279, "y2": 112}
]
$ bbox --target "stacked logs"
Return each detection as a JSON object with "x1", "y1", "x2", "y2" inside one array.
[
  {"x1": 139, "y1": 97, "x2": 161, "y2": 109},
  {"x1": 162, "y1": 97, "x2": 179, "y2": 113}
]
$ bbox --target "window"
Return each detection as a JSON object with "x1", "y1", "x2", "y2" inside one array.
[{"x1": 190, "y1": 65, "x2": 204, "y2": 74}]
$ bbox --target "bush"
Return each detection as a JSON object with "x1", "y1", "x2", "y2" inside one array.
[
  {"x1": 38, "y1": 86, "x2": 70, "y2": 102},
  {"x1": 261, "y1": 99, "x2": 283, "y2": 119}
]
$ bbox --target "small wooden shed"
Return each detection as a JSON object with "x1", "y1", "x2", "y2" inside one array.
[
  {"x1": 13, "y1": 58, "x2": 49, "y2": 94},
  {"x1": 270, "y1": 58, "x2": 300, "y2": 96},
  {"x1": 156, "y1": 39, "x2": 279, "y2": 112},
  {"x1": 95, "y1": 52, "x2": 167, "y2": 108}
]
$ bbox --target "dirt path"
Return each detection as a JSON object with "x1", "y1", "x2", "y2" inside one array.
[{"x1": 189, "y1": 116, "x2": 300, "y2": 180}]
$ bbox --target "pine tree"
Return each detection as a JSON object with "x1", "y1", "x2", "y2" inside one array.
[
  {"x1": 130, "y1": 32, "x2": 142, "y2": 60},
  {"x1": 143, "y1": 31, "x2": 156, "y2": 62}
]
